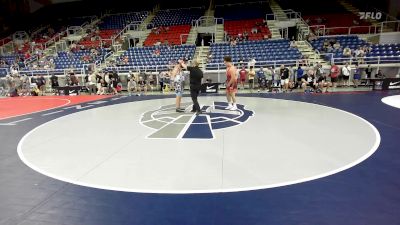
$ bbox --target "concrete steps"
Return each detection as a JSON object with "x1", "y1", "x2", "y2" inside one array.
[
  {"x1": 269, "y1": 0, "x2": 289, "y2": 21},
  {"x1": 193, "y1": 46, "x2": 210, "y2": 69},
  {"x1": 266, "y1": 21, "x2": 282, "y2": 39},
  {"x1": 215, "y1": 24, "x2": 225, "y2": 42},
  {"x1": 296, "y1": 40, "x2": 328, "y2": 65},
  {"x1": 187, "y1": 27, "x2": 198, "y2": 45}
]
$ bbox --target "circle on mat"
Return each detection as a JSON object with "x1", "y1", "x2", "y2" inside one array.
[
  {"x1": 381, "y1": 95, "x2": 400, "y2": 109},
  {"x1": 18, "y1": 97, "x2": 380, "y2": 194},
  {"x1": 140, "y1": 101, "x2": 254, "y2": 139}
]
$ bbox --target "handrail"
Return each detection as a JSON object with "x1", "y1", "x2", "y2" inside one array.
[
  {"x1": 157, "y1": 6, "x2": 203, "y2": 11},
  {"x1": 0, "y1": 36, "x2": 12, "y2": 46},
  {"x1": 180, "y1": 34, "x2": 189, "y2": 45},
  {"x1": 266, "y1": 13, "x2": 277, "y2": 21},
  {"x1": 31, "y1": 24, "x2": 50, "y2": 38},
  {"x1": 309, "y1": 24, "x2": 382, "y2": 36},
  {"x1": 104, "y1": 11, "x2": 149, "y2": 17},
  {"x1": 7, "y1": 54, "x2": 400, "y2": 77}
]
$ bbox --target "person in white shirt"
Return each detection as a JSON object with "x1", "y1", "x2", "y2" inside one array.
[
  {"x1": 248, "y1": 58, "x2": 256, "y2": 69},
  {"x1": 341, "y1": 62, "x2": 351, "y2": 87}
]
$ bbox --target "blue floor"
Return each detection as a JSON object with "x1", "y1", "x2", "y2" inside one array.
[{"x1": 0, "y1": 91, "x2": 399, "y2": 225}]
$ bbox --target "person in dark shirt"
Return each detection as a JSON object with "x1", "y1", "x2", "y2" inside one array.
[
  {"x1": 280, "y1": 65, "x2": 290, "y2": 92},
  {"x1": 180, "y1": 59, "x2": 203, "y2": 115},
  {"x1": 37, "y1": 75, "x2": 46, "y2": 96},
  {"x1": 50, "y1": 74, "x2": 59, "y2": 95}
]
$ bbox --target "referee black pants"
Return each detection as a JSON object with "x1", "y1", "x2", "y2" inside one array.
[{"x1": 190, "y1": 87, "x2": 201, "y2": 112}]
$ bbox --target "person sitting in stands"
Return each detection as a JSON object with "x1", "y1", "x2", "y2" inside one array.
[
  {"x1": 333, "y1": 42, "x2": 341, "y2": 50},
  {"x1": 343, "y1": 47, "x2": 352, "y2": 57},
  {"x1": 290, "y1": 39, "x2": 297, "y2": 48},
  {"x1": 153, "y1": 49, "x2": 161, "y2": 56},
  {"x1": 376, "y1": 70, "x2": 385, "y2": 78}
]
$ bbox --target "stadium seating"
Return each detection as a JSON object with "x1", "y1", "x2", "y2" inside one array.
[
  {"x1": 53, "y1": 49, "x2": 110, "y2": 69},
  {"x1": 0, "y1": 37, "x2": 12, "y2": 47},
  {"x1": 303, "y1": 14, "x2": 371, "y2": 35},
  {"x1": 143, "y1": 25, "x2": 191, "y2": 46},
  {"x1": 116, "y1": 45, "x2": 196, "y2": 71},
  {"x1": 311, "y1": 36, "x2": 400, "y2": 63},
  {"x1": 150, "y1": 8, "x2": 204, "y2": 27},
  {"x1": 99, "y1": 12, "x2": 149, "y2": 30},
  {"x1": 215, "y1": 1, "x2": 272, "y2": 20},
  {"x1": 224, "y1": 19, "x2": 271, "y2": 41},
  {"x1": 206, "y1": 39, "x2": 302, "y2": 69}
]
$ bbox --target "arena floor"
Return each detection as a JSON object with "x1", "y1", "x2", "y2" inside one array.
[{"x1": 0, "y1": 91, "x2": 399, "y2": 225}]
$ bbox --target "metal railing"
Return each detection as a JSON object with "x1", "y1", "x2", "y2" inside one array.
[
  {"x1": 309, "y1": 24, "x2": 383, "y2": 36},
  {"x1": 282, "y1": 9, "x2": 302, "y2": 20},
  {"x1": 180, "y1": 34, "x2": 189, "y2": 45},
  {"x1": 380, "y1": 21, "x2": 400, "y2": 32},
  {"x1": 266, "y1": 13, "x2": 277, "y2": 21}
]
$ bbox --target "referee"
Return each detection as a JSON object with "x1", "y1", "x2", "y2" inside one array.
[{"x1": 179, "y1": 59, "x2": 203, "y2": 115}]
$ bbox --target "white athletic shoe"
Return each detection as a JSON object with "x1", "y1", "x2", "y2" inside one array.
[
  {"x1": 225, "y1": 104, "x2": 233, "y2": 110},
  {"x1": 230, "y1": 105, "x2": 237, "y2": 111}
]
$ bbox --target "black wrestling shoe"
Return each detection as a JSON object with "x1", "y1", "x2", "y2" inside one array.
[{"x1": 176, "y1": 108, "x2": 185, "y2": 113}]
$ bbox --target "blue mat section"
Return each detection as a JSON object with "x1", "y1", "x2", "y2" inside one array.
[{"x1": 182, "y1": 115, "x2": 213, "y2": 139}]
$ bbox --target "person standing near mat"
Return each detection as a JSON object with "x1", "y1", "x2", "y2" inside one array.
[
  {"x1": 179, "y1": 59, "x2": 203, "y2": 115},
  {"x1": 170, "y1": 62, "x2": 186, "y2": 112},
  {"x1": 224, "y1": 56, "x2": 238, "y2": 111}
]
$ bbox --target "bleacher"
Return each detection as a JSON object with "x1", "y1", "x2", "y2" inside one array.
[
  {"x1": 54, "y1": 49, "x2": 110, "y2": 69},
  {"x1": 150, "y1": 8, "x2": 204, "y2": 27},
  {"x1": 99, "y1": 12, "x2": 149, "y2": 30},
  {"x1": 278, "y1": 0, "x2": 371, "y2": 34},
  {"x1": 207, "y1": 39, "x2": 302, "y2": 70},
  {"x1": 215, "y1": 1, "x2": 272, "y2": 20},
  {"x1": 78, "y1": 12, "x2": 148, "y2": 48},
  {"x1": 143, "y1": 25, "x2": 191, "y2": 46},
  {"x1": 116, "y1": 45, "x2": 196, "y2": 71},
  {"x1": 225, "y1": 19, "x2": 271, "y2": 41},
  {"x1": 310, "y1": 36, "x2": 400, "y2": 64}
]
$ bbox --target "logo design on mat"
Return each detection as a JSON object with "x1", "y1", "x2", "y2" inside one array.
[{"x1": 140, "y1": 101, "x2": 254, "y2": 139}]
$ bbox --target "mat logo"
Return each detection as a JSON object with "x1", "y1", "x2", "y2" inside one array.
[{"x1": 140, "y1": 101, "x2": 254, "y2": 139}]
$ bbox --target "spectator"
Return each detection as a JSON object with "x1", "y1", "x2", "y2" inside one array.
[
  {"x1": 99, "y1": 78, "x2": 108, "y2": 95},
  {"x1": 36, "y1": 75, "x2": 46, "y2": 96},
  {"x1": 70, "y1": 72, "x2": 79, "y2": 86},
  {"x1": 301, "y1": 68, "x2": 316, "y2": 93},
  {"x1": 137, "y1": 76, "x2": 147, "y2": 95},
  {"x1": 290, "y1": 40, "x2": 297, "y2": 48},
  {"x1": 296, "y1": 66, "x2": 304, "y2": 88},
  {"x1": 353, "y1": 64, "x2": 361, "y2": 88},
  {"x1": 365, "y1": 65, "x2": 372, "y2": 79},
  {"x1": 333, "y1": 42, "x2": 340, "y2": 49},
  {"x1": 239, "y1": 66, "x2": 247, "y2": 90},
  {"x1": 343, "y1": 47, "x2": 352, "y2": 57},
  {"x1": 127, "y1": 72, "x2": 137, "y2": 95},
  {"x1": 256, "y1": 67, "x2": 268, "y2": 92},
  {"x1": 280, "y1": 65, "x2": 290, "y2": 92},
  {"x1": 376, "y1": 70, "x2": 385, "y2": 78},
  {"x1": 248, "y1": 58, "x2": 256, "y2": 69},
  {"x1": 329, "y1": 63, "x2": 340, "y2": 88},
  {"x1": 50, "y1": 74, "x2": 59, "y2": 94},
  {"x1": 88, "y1": 72, "x2": 97, "y2": 95},
  {"x1": 341, "y1": 62, "x2": 351, "y2": 87},
  {"x1": 316, "y1": 71, "x2": 332, "y2": 93},
  {"x1": 248, "y1": 67, "x2": 256, "y2": 90},
  {"x1": 251, "y1": 26, "x2": 258, "y2": 34}
]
